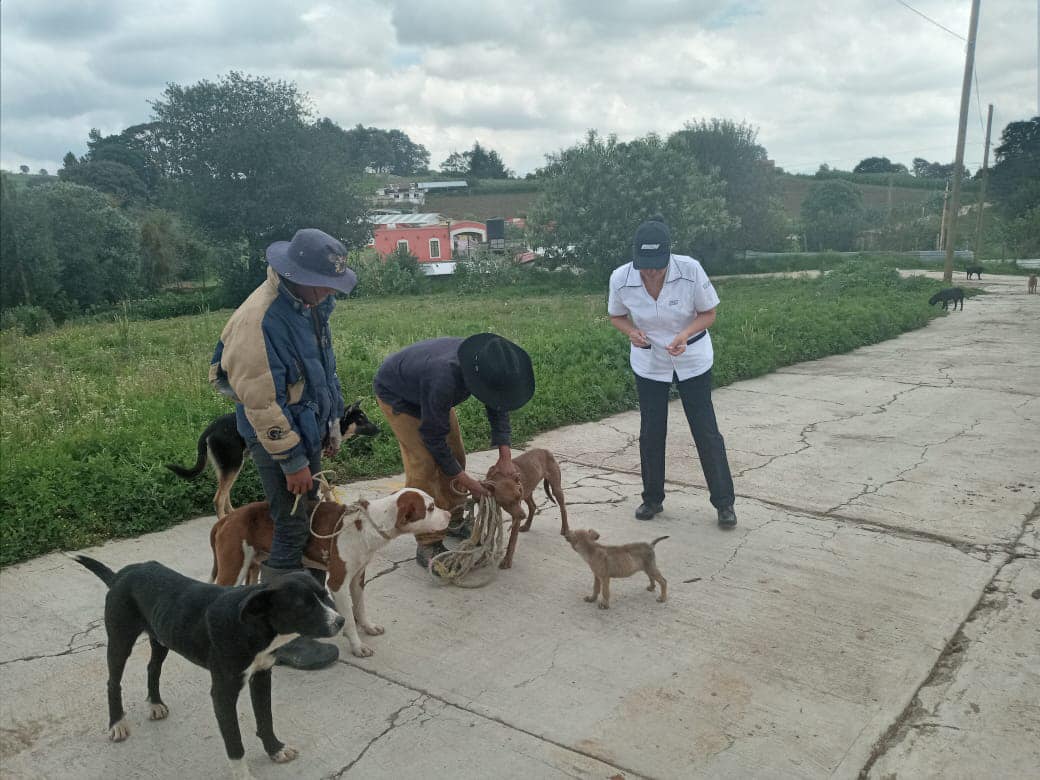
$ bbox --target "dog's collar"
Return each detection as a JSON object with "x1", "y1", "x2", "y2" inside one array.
[{"x1": 359, "y1": 504, "x2": 393, "y2": 540}]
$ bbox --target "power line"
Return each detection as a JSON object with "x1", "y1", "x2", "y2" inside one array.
[{"x1": 895, "y1": 0, "x2": 966, "y2": 41}]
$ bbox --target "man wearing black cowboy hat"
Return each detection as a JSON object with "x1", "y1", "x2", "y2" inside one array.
[
  {"x1": 373, "y1": 334, "x2": 536, "y2": 570},
  {"x1": 210, "y1": 228, "x2": 357, "y2": 670}
]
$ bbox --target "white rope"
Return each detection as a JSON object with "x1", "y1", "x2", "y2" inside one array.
[
  {"x1": 428, "y1": 495, "x2": 510, "y2": 588},
  {"x1": 288, "y1": 470, "x2": 353, "y2": 541}
]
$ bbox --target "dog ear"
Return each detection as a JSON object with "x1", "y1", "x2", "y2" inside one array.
[
  {"x1": 588, "y1": 529, "x2": 600, "y2": 540},
  {"x1": 395, "y1": 490, "x2": 426, "y2": 526},
  {"x1": 239, "y1": 588, "x2": 273, "y2": 623},
  {"x1": 345, "y1": 400, "x2": 360, "y2": 414}
]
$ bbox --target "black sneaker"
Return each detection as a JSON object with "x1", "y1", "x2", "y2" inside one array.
[
  {"x1": 416, "y1": 540, "x2": 449, "y2": 571},
  {"x1": 274, "y1": 637, "x2": 339, "y2": 670},
  {"x1": 445, "y1": 517, "x2": 473, "y2": 539},
  {"x1": 717, "y1": 506, "x2": 737, "y2": 529},
  {"x1": 634, "y1": 502, "x2": 663, "y2": 520}
]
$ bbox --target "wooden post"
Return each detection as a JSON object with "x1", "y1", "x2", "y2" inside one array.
[{"x1": 974, "y1": 103, "x2": 994, "y2": 261}]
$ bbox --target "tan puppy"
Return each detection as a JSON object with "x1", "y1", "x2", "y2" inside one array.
[
  {"x1": 482, "y1": 448, "x2": 569, "y2": 570},
  {"x1": 565, "y1": 529, "x2": 668, "y2": 609},
  {"x1": 210, "y1": 487, "x2": 449, "y2": 657},
  {"x1": 1029, "y1": 275, "x2": 1038, "y2": 294}
]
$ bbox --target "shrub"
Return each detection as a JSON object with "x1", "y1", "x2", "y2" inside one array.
[
  {"x1": 0, "y1": 305, "x2": 55, "y2": 335},
  {"x1": 351, "y1": 247, "x2": 428, "y2": 297},
  {"x1": 453, "y1": 249, "x2": 524, "y2": 293}
]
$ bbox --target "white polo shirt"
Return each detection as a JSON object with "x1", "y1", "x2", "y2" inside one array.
[{"x1": 607, "y1": 254, "x2": 721, "y2": 382}]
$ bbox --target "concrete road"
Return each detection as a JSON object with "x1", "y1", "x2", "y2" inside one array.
[{"x1": 1, "y1": 271, "x2": 1037, "y2": 779}]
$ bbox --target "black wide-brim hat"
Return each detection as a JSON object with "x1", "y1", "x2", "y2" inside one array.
[
  {"x1": 266, "y1": 228, "x2": 358, "y2": 295},
  {"x1": 458, "y1": 333, "x2": 535, "y2": 412}
]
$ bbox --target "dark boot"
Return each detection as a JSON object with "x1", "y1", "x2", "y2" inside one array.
[
  {"x1": 717, "y1": 505, "x2": 737, "y2": 529},
  {"x1": 258, "y1": 564, "x2": 340, "y2": 670},
  {"x1": 634, "y1": 501, "x2": 663, "y2": 520},
  {"x1": 416, "y1": 540, "x2": 449, "y2": 572}
]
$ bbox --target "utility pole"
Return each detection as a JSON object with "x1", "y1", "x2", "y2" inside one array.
[
  {"x1": 943, "y1": 0, "x2": 981, "y2": 283},
  {"x1": 974, "y1": 103, "x2": 994, "y2": 261}
]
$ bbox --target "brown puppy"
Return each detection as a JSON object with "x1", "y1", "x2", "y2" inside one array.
[
  {"x1": 482, "y1": 448, "x2": 569, "y2": 570},
  {"x1": 565, "y1": 529, "x2": 668, "y2": 609},
  {"x1": 1029, "y1": 275, "x2": 1038, "y2": 294}
]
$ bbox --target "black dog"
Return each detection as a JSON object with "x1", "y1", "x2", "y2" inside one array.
[
  {"x1": 74, "y1": 555, "x2": 344, "y2": 776},
  {"x1": 965, "y1": 265, "x2": 983, "y2": 280},
  {"x1": 167, "y1": 400, "x2": 380, "y2": 518},
  {"x1": 929, "y1": 287, "x2": 964, "y2": 310}
]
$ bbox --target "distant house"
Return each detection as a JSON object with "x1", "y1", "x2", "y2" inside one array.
[
  {"x1": 371, "y1": 180, "x2": 469, "y2": 208},
  {"x1": 368, "y1": 213, "x2": 487, "y2": 265}
]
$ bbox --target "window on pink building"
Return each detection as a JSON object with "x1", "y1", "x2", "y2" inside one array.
[
  {"x1": 429, "y1": 238, "x2": 441, "y2": 259},
  {"x1": 397, "y1": 239, "x2": 409, "y2": 252}
]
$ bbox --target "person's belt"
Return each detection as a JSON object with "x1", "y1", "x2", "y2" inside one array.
[{"x1": 636, "y1": 330, "x2": 707, "y2": 349}]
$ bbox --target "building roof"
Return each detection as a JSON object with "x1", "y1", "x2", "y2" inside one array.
[
  {"x1": 416, "y1": 180, "x2": 468, "y2": 190},
  {"x1": 368, "y1": 213, "x2": 445, "y2": 226}
]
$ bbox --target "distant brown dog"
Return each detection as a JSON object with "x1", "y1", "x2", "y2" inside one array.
[
  {"x1": 1029, "y1": 275, "x2": 1038, "y2": 294},
  {"x1": 482, "y1": 448, "x2": 569, "y2": 569},
  {"x1": 565, "y1": 529, "x2": 668, "y2": 609}
]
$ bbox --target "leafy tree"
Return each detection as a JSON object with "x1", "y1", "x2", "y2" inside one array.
[
  {"x1": 440, "y1": 151, "x2": 468, "y2": 175},
  {"x1": 18, "y1": 165, "x2": 28, "y2": 174},
  {"x1": 800, "y1": 179, "x2": 865, "y2": 251},
  {"x1": 666, "y1": 118, "x2": 787, "y2": 253},
  {"x1": 440, "y1": 142, "x2": 513, "y2": 179},
  {"x1": 911, "y1": 158, "x2": 969, "y2": 180},
  {"x1": 38, "y1": 169, "x2": 48, "y2": 176},
  {"x1": 60, "y1": 159, "x2": 147, "y2": 204},
  {"x1": 989, "y1": 116, "x2": 1040, "y2": 219},
  {"x1": 149, "y1": 71, "x2": 370, "y2": 286},
  {"x1": 1, "y1": 181, "x2": 140, "y2": 316},
  {"x1": 528, "y1": 130, "x2": 736, "y2": 279},
  {"x1": 337, "y1": 124, "x2": 430, "y2": 175},
  {"x1": 853, "y1": 156, "x2": 908, "y2": 174}
]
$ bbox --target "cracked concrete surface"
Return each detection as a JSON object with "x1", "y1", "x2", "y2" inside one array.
[{"x1": 1, "y1": 272, "x2": 1037, "y2": 779}]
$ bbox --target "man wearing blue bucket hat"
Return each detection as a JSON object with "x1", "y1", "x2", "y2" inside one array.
[{"x1": 210, "y1": 228, "x2": 357, "y2": 670}]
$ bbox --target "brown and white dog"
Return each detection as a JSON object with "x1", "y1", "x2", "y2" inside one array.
[{"x1": 210, "y1": 488, "x2": 449, "y2": 657}]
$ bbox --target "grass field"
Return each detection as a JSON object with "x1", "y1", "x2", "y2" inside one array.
[{"x1": 0, "y1": 264, "x2": 950, "y2": 566}]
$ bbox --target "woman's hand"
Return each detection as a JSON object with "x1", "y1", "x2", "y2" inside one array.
[
  {"x1": 628, "y1": 329, "x2": 650, "y2": 348},
  {"x1": 666, "y1": 334, "x2": 687, "y2": 356}
]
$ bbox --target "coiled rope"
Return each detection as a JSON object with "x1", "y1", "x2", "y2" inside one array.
[{"x1": 428, "y1": 495, "x2": 508, "y2": 588}]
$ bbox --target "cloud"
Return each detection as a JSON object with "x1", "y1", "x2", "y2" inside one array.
[{"x1": 1, "y1": 0, "x2": 1035, "y2": 176}]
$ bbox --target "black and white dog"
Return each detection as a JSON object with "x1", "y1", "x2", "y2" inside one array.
[
  {"x1": 166, "y1": 400, "x2": 380, "y2": 518},
  {"x1": 74, "y1": 555, "x2": 344, "y2": 778},
  {"x1": 928, "y1": 287, "x2": 965, "y2": 311}
]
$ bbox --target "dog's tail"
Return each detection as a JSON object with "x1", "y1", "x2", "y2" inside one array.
[
  {"x1": 165, "y1": 433, "x2": 209, "y2": 479},
  {"x1": 651, "y1": 536, "x2": 669, "y2": 547},
  {"x1": 542, "y1": 479, "x2": 557, "y2": 505},
  {"x1": 74, "y1": 555, "x2": 117, "y2": 587}
]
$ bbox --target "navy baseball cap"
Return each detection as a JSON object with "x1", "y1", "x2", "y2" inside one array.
[
  {"x1": 632, "y1": 215, "x2": 671, "y2": 269},
  {"x1": 266, "y1": 229, "x2": 358, "y2": 294}
]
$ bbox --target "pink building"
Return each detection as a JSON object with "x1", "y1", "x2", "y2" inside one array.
[{"x1": 369, "y1": 214, "x2": 487, "y2": 262}]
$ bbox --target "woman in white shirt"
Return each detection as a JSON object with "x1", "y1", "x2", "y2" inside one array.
[{"x1": 607, "y1": 215, "x2": 736, "y2": 528}]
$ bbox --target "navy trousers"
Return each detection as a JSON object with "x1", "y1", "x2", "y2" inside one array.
[
  {"x1": 634, "y1": 369, "x2": 735, "y2": 509},
  {"x1": 247, "y1": 442, "x2": 323, "y2": 570}
]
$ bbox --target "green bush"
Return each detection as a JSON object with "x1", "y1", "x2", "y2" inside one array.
[
  {"x1": 453, "y1": 249, "x2": 525, "y2": 293},
  {"x1": 351, "y1": 247, "x2": 428, "y2": 297},
  {"x1": 0, "y1": 305, "x2": 55, "y2": 335}
]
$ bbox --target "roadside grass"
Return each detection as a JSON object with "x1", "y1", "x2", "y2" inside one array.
[{"x1": 1, "y1": 264, "x2": 948, "y2": 566}]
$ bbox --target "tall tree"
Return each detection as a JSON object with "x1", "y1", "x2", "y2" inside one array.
[
  {"x1": 439, "y1": 142, "x2": 513, "y2": 179},
  {"x1": 800, "y1": 180, "x2": 865, "y2": 251},
  {"x1": 989, "y1": 116, "x2": 1040, "y2": 218},
  {"x1": 528, "y1": 131, "x2": 735, "y2": 279},
  {"x1": 667, "y1": 118, "x2": 786, "y2": 253},
  {"x1": 853, "y1": 156, "x2": 909, "y2": 174},
  {"x1": 149, "y1": 72, "x2": 370, "y2": 261}
]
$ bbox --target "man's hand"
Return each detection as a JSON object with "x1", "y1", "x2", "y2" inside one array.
[
  {"x1": 628, "y1": 329, "x2": 650, "y2": 348},
  {"x1": 324, "y1": 421, "x2": 343, "y2": 458},
  {"x1": 493, "y1": 457, "x2": 520, "y2": 480},
  {"x1": 454, "y1": 471, "x2": 488, "y2": 499},
  {"x1": 285, "y1": 466, "x2": 314, "y2": 496}
]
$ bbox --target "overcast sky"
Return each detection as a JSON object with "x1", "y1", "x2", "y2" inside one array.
[{"x1": 1, "y1": 1, "x2": 1036, "y2": 177}]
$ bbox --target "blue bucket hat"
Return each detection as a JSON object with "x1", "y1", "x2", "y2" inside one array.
[{"x1": 266, "y1": 228, "x2": 358, "y2": 295}]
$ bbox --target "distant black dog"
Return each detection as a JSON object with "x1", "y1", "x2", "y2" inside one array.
[
  {"x1": 74, "y1": 555, "x2": 344, "y2": 777},
  {"x1": 167, "y1": 400, "x2": 379, "y2": 518},
  {"x1": 965, "y1": 265, "x2": 983, "y2": 280},
  {"x1": 929, "y1": 287, "x2": 964, "y2": 310}
]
